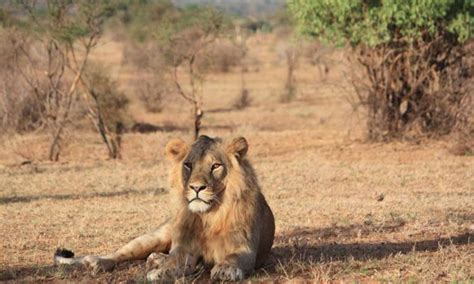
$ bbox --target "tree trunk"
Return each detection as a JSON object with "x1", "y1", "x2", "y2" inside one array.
[
  {"x1": 48, "y1": 125, "x2": 63, "y2": 161},
  {"x1": 193, "y1": 106, "x2": 203, "y2": 140},
  {"x1": 85, "y1": 91, "x2": 122, "y2": 160}
]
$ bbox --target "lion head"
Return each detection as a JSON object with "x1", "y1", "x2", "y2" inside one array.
[{"x1": 165, "y1": 135, "x2": 249, "y2": 213}]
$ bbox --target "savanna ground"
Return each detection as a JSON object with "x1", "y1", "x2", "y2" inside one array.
[{"x1": 1, "y1": 33, "x2": 473, "y2": 282}]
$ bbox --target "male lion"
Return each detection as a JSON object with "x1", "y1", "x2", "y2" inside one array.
[{"x1": 55, "y1": 135, "x2": 275, "y2": 281}]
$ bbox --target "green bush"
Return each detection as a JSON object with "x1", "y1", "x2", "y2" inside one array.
[
  {"x1": 289, "y1": 0, "x2": 472, "y2": 46},
  {"x1": 289, "y1": 0, "x2": 473, "y2": 140}
]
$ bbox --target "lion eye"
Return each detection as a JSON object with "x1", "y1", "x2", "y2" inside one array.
[
  {"x1": 184, "y1": 162, "x2": 192, "y2": 170},
  {"x1": 211, "y1": 163, "x2": 222, "y2": 171}
]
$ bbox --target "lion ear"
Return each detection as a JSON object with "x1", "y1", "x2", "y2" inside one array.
[
  {"x1": 165, "y1": 138, "x2": 189, "y2": 162},
  {"x1": 227, "y1": 137, "x2": 248, "y2": 159}
]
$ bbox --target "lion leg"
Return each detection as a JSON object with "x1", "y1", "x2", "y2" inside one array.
[
  {"x1": 54, "y1": 222, "x2": 172, "y2": 274},
  {"x1": 146, "y1": 247, "x2": 198, "y2": 281},
  {"x1": 109, "y1": 222, "x2": 172, "y2": 262}
]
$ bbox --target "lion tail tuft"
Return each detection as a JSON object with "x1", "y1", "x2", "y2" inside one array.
[{"x1": 55, "y1": 248, "x2": 75, "y2": 258}]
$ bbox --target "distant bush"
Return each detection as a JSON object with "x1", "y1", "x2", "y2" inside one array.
[
  {"x1": 242, "y1": 19, "x2": 273, "y2": 33},
  {"x1": 290, "y1": 0, "x2": 473, "y2": 140},
  {"x1": 118, "y1": 1, "x2": 180, "y2": 43},
  {"x1": 233, "y1": 88, "x2": 251, "y2": 109},
  {"x1": 81, "y1": 66, "x2": 131, "y2": 159},
  {"x1": 197, "y1": 40, "x2": 243, "y2": 73},
  {"x1": 83, "y1": 66, "x2": 131, "y2": 133},
  {"x1": 281, "y1": 45, "x2": 299, "y2": 103},
  {"x1": 136, "y1": 79, "x2": 168, "y2": 113},
  {"x1": 123, "y1": 42, "x2": 170, "y2": 113},
  {"x1": 302, "y1": 41, "x2": 333, "y2": 81},
  {"x1": 0, "y1": 90, "x2": 44, "y2": 134},
  {"x1": 0, "y1": 28, "x2": 43, "y2": 134}
]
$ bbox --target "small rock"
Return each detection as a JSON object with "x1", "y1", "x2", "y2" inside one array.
[{"x1": 376, "y1": 193, "x2": 385, "y2": 202}]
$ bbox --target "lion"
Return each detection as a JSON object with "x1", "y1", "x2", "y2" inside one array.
[{"x1": 54, "y1": 135, "x2": 275, "y2": 281}]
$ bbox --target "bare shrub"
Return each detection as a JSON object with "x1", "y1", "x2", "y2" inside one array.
[
  {"x1": 351, "y1": 38, "x2": 473, "y2": 140},
  {"x1": 85, "y1": 68, "x2": 130, "y2": 130},
  {"x1": 82, "y1": 66, "x2": 130, "y2": 159},
  {"x1": 13, "y1": 94, "x2": 44, "y2": 133},
  {"x1": 7, "y1": 27, "x2": 81, "y2": 162},
  {"x1": 303, "y1": 41, "x2": 334, "y2": 82},
  {"x1": 136, "y1": 80, "x2": 167, "y2": 113},
  {"x1": 233, "y1": 89, "x2": 251, "y2": 110},
  {"x1": 123, "y1": 42, "x2": 167, "y2": 72},
  {"x1": 450, "y1": 42, "x2": 474, "y2": 155},
  {"x1": 232, "y1": 24, "x2": 251, "y2": 110},
  {"x1": 197, "y1": 40, "x2": 242, "y2": 73},
  {"x1": 0, "y1": 28, "x2": 43, "y2": 134},
  {"x1": 3, "y1": 134, "x2": 50, "y2": 162},
  {"x1": 124, "y1": 42, "x2": 170, "y2": 113},
  {"x1": 0, "y1": 78, "x2": 44, "y2": 134},
  {"x1": 281, "y1": 46, "x2": 299, "y2": 103}
]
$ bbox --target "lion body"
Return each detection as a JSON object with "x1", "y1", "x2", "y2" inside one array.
[{"x1": 54, "y1": 136, "x2": 275, "y2": 281}]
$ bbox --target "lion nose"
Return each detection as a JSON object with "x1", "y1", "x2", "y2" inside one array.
[{"x1": 189, "y1": 184, "x2": 207, "y2": 193}]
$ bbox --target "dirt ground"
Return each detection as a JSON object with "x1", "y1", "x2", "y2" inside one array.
[{"x1": 1, "y1": 34, "x2": 473, "y2": 282}]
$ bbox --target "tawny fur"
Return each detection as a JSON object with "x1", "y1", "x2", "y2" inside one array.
[{"x1": 54, "y1": 136, "x2": 275, "y2": 281}]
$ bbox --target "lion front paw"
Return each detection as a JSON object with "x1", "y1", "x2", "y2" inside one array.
[
  {"x1": 146, "y1": 252, "x2": 168, "y2": 271},
  {"x1": 146, "y1": 266, "x2": 180, "y2": 282},
  {"x1": 210, "y1": 264, "x2": 245, "y2": 282}
]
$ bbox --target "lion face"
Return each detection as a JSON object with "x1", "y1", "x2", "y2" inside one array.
[
  {"x1": 165, "y1": 135, "x2": 248, "y2": 213},
  {"x1": 181, "y1": 136, "x2": 227, "y2": 213}
]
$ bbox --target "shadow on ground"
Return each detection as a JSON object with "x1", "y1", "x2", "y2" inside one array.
[
  {"x1": 2, "y1": 225, "x2": 471, "y2": 281},
  {"x1": 263, "y1": 225, "x2": 472, "y2": 273},
  {"x1": 0, "y1": 187, "x2": 167, "y2": 205},
  {"x1": 0, "y1": 261, "x2": 145, "y2": 282}
]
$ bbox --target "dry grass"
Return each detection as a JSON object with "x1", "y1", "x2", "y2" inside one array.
[{"x1": 0, "y1": 33, "x2": 473, "y2": 282}]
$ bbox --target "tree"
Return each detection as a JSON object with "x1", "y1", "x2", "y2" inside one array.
[
  {"x1": 114, "y1": 2, "x2": 231, "y2": 139},
  {"x1": 81, "y1": 66, "x2": 129, "y2": 159},
  {"x1": 6, "y1": 1, "x2": 115, "y2": 161},
  {"x1": 289, "y1": 0, "x2": 473, "y2": 139},
  {"x1": 281, "y1": 43, "x2": 299, "y2": 103},
  {"x1": 155, "y1": 5, "x2": 229, "y2": 140},
  {"x1": 232, "y1": 23, "x2": 251, "y2": 109}
]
